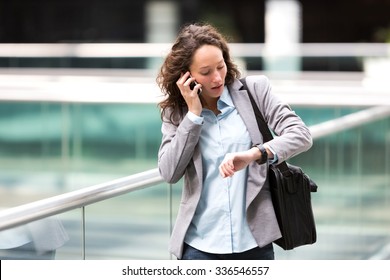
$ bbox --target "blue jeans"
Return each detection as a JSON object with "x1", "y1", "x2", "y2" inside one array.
[{"x1": 181, "y1": 243, "x2": 275, "y2": 260}]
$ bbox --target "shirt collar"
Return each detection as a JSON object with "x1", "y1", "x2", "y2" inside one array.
[
  {"x1": 217, "y1": 86, "x2": 234, "y2": 110},
  {"x1": 201, "y1": 86, "x2": 234, "y2": 118}
]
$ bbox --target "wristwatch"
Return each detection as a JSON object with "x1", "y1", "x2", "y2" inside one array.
[{"x1": 255, "y1": 145, "x2": 268, "y2": 164}]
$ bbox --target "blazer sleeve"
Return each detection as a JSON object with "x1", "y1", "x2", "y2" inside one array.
[
  {"x1": 249, "y1": 75, "x2": 313, "y2": 163},
  {"x1": 158, "y1": 109, "x2": 202, "y2": 184}
]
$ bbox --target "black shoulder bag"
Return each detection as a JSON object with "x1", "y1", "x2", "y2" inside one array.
[{"x1": 241, "y1": 78, "x2": 318, "y2": 250}]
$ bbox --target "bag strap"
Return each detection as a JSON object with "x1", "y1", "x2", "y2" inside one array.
[{"x1": 240, "y1": 77, "x2": 291, "y2": 176}]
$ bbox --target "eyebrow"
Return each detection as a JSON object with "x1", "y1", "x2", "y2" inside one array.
[{"x1": 199, "y1": 59, "x2": 224, "y2": 69}]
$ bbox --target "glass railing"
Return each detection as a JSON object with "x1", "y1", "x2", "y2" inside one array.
[
  {"x1": 0, "y1": 168, "x2": 168, "y2": 260},
  {"x1": 1, "y1": 104, "x2": 389, "y2": 260},
  {"x1": 1, "y1": 43, "x2": 389, "y2": 260}
]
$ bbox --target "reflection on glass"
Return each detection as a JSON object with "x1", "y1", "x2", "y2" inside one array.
[{"x1": 0, "y1": 216, "x2": 69, "y2": 260}]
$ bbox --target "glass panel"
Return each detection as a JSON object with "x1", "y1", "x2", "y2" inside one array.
[
  {"x1": 51, "y1": 210, "x2": 84, "y2": 260},
  {"x1": 0, "y1": 210, "x2": 81, "y2": 260},
  {"x1": 0, "y1": 102, "x2": 162, "y2": 206},
  {"x1": 1, "y1": 100, "x2": 389, "y2": 259},
  {"x1": 83, "y1": 183, "x2": 171, "y2": 260}
]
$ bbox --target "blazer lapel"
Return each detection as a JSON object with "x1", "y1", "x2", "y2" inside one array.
[
  {"x1": 229, "y1": 79, "x2": 263, "y2": 145},
  {"x1": 229, "y1": 79, "x2": 266, "y2": 208}
]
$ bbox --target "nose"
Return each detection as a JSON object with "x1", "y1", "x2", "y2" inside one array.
[{"x1": 212, "y1": 70, "x2": 222, "y2": 84}]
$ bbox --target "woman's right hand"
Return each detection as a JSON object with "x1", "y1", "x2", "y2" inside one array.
[{"x1": 176, "y1": 72, "x2": 203, "y2": 116}]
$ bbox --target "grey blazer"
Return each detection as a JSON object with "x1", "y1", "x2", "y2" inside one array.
[{"x1": 158, "y1": 75, "x2": 313, "y2": 259}]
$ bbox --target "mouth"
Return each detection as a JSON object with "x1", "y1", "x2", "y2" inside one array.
[{"x1": 211, "y1": 84, "x2": 223, "y2": 90}]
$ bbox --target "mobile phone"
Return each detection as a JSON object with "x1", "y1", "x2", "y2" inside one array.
[{"x1": 190, "y1": 77, "x2": 202, "y2": 95}]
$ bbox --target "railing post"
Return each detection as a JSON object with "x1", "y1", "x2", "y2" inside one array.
[{"x1": 82, "y1": 206, "x2": 86, "y2": 260}]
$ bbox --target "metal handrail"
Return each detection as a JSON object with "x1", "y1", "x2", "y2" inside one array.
[
  {"x1": 1, "y1": 106, "x2": 390, "y2": 231},
  {"x1": 309, "y1": 106, "x2": 390, "y2": 139},
  {"x1": 0, "y1": 168, "x2": 164, "y2": 231}
]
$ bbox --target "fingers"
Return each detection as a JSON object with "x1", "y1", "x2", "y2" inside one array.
[
  {"x1": 177, "y1": 72, "x2": 193, "y2": 90},
  {"x1": 177, "y1": 71, "x2": 190, "y2": 84},
  {"x1": 176, "y1": 72, "x2": 202, "y2": 115},
  {"x1": 193, "y1": 82, "x2": 202, "y2": 94},
  {"x1": 219, "y1": 151, "x2": 252, "y2": 178},
  {"x1": 219, "y1": 154, "x2": 236, "y2": 178},
  {"x1": 177, "y1": 72, "x2": 200, "y2": 95}
]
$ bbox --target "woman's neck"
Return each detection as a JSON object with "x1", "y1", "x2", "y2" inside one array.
[{"x1": 201, "y1": 96, "x2": 220, "y2": 115}]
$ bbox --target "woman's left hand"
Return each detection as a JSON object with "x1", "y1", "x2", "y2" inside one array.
[
  {"x1": 218, "y1": 151, "x2": 251, "y2": 178},
  {"x1": 219, "y1": 147, "x2": 265, "y2": 178}
]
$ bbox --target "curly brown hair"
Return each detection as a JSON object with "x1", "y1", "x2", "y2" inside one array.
[{"x1": 157, "y1": 23, "x2": 241, "y2": 124}]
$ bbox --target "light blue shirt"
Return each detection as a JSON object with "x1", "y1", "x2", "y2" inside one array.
[{"x1": 184, "y1": 86, "x2": 258, "y2": 253}]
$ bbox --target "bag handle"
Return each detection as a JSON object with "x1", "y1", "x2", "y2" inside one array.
[{"x1": 240, "y1": 77, "x2": 291, "y2": 176}]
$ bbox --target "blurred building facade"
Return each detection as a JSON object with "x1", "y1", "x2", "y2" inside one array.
[{"x1": 1, "y1": 0, "x2": 390, "y2": 43}]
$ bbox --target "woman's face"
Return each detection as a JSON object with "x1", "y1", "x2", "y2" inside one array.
[{"x1": 189, "y1": 44, "x2": 227, "y2": 99}]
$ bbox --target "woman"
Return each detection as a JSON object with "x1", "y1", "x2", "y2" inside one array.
[{"x1": 156, "y1": 23, "x2": 312, "y2": 260}]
